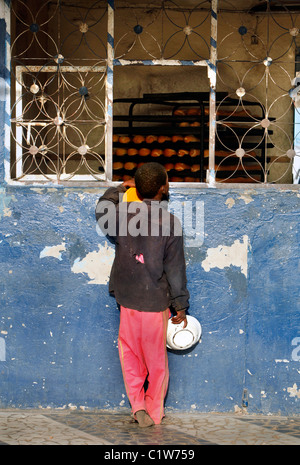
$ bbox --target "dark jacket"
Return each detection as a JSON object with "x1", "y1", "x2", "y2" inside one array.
[{"x1": 95, "y1": 185, "x2": 189, "y2": 313}]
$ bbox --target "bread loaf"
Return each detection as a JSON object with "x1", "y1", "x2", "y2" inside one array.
[
  {"x1": 172, "y1": 135, "x2": 184, "y2": 143},
  {"x1": 151, "y1": 149, "x2": 163, "y2": 157},
  {"x1": 119, "y1": 136, "x2": 131, "y2": 144},
  {"x1": 115, "y1": 148, "x2": 127, "y2": 156},
  {"x1": 145, "y1": 135, "x2": 158, "y2": 144},
  {"x1": 187, "y1": 108, "x2": 201, "y2": 115},
  {"x1": 174, "y1": 109, "x2": 186, "y2": 116},
  {"x1": 128, "y1": 148, "x2": 138, "y2": 156},
  {"x1": 178, "y1": 149, "x2": 189, "y2": 157},
  {"x1": 124, "y1": 162, "x2": 137, "y2": 170},
  {"x1": 113, "y1": 161, "x2": 123, "y2": 170},
  {"x1": 164, "y1": 148, "x2": 176, "y2": 158},
  {"x1": 139, "y1": 148, "x2": 151, "y2": 157},
  {"x1": 133, "y1": 135, "x2": 145, "y2": 144},
  {"x1": 175, "y1": 163, "x2": 189, "y2": 171},
  {"x1": 164, "y1": 163, "x2": 174, "y2": 171},
  {"x1": 158, "y1": 135, "x2": 171, "y2": 144},
  {"x1": 184, "y1": 135, "x2": 200, "y2": 143},
  {"x1": 190, "y1": 149, "x2": 200, "y2": 157}
]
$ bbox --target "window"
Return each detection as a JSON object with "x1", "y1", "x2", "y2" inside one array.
[
  {"x1": 8, "y1": 0, "x2": 300, "y2": 185},
  {"x1": 10, "y1": 0, "x2": 108, "y2": 182},
  {"x1": 11, "y1": 64, "x2": 107, "y2": 181}
]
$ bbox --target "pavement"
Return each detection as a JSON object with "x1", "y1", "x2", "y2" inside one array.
[{"x1": 0, "y1": 408, "x2": 299, "y2": 447}]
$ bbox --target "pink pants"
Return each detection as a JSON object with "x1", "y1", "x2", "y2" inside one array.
[{"x1": 118, "y1": 306, "x2": 170, "y2": 425}]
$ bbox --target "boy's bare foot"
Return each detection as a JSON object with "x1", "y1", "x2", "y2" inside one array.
[{"x1": 135, "y1": 410, "x2": 154, "y2": 428}]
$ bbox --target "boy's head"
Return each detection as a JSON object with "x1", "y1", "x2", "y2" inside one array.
[{"x1": 134, "y1": 162, "x2": 169, "y2": 201}]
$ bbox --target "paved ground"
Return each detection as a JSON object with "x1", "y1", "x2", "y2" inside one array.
[{"x1": 0, "y1": 409, "x2": 299, "y2": 447}]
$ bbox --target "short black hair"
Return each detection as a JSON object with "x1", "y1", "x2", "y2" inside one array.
[{"x1": 134, "y1": 162, "x2": 167, "y2": 199}]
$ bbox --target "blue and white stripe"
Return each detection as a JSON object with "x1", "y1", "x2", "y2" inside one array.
[
  {"x1": 208, "y1": 0, "x2": 218, "y2": 185},
  {"x1": 105, "y1": 0, "x2": 114, "y2": 181},
  {"x1": 105, "y1": 0, "x2": 115, "y2": 181},
  {"x1": 0, "y1": 0, "x2": 11, "y2": 183}
]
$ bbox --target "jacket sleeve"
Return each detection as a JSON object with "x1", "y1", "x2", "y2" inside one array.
[
  {"x1": 163, "y1": 218, "x2": 190, "y2": 312},
  {"x1": 95, "y1": 185, "x2": 126, "y2": 242}
]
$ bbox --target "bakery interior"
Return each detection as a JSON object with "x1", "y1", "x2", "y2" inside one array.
[{"x1": 10, "y1": 0, "x2": 300, "y2": 184}]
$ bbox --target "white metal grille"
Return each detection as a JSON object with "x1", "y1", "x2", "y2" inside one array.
[{"x1": 9, "y1": 0, "x2": 300, "y2": 184}]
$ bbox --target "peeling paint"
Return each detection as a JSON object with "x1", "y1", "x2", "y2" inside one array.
[
  {"x1": 0, "y1": 337, "x2": 5, "y2": 361},
  {"x1": 225, "y1": 197, "x2": 235, "y2": 209},
  {"x1": 225, "y1": 194, "x2": 254, "y2": 209},
  {"x1": 78, "y1": 193, "x2": 86, "y2": 201},
  {"x1": 40, "y1": 243, "x2": 66, "y2": 261},
  {"x1": 3, "y1": 207, "x2": 11, "y2": 217},
  {"x1": 71, "y1": 242, "x2": 114, "y2": 285},
  {"x1": 287, "y1": 384, "x2": 300, "y2": 399},
  {"x1": 30, "y1": 188, "x2": 45, "y2": 194},
  {"x1": 201, "y1": 235, "x2": 250, "y2": 277},
  {"x1": 0, "y1": 190, "x2": 13, "y2": 220},
  {"x1": 238, "y1": 194, "x2": 254, "y2": 205}
]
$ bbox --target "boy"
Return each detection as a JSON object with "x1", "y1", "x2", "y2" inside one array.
[{"x1": 96, "y1": 162, "x2": 189, "y2": 427}]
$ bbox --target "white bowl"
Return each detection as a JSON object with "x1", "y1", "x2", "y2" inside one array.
[{"x1": 166, "y1": 315, "x2": 202, "y2": 350}]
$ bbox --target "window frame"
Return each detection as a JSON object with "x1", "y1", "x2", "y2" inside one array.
[
  {"x1": 6, "y1": 0, "x2": 218, "y2": 186},
  {"x1": 11, "y1": 64, "x2": 107, "y2": 183},
  {"x1": 3, "y1": 0, "x2": 300, "y2": 188}
]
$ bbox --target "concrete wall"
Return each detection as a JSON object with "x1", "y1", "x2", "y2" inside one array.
[
  {"x1": 0, "y1": 1, "x2": 299, "y2": 415},
  {"x1": 0, "y1": 185, "x2": 299, "y2": 415}
]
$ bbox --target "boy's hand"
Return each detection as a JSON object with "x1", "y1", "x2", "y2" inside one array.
[
  {"x1": 171, "y1": 310, "x2": 187, "y2": 328},
  {"x1": 122, "y1": 178, "x2": 135, "y2": 188}
]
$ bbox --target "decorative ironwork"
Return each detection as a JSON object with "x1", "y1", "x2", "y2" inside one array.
[
  {"x1": 215, "y1": 0, "x2": 300, "y2": 183},
  {"x1": 114, "y1": 0, "x2": 211, "y2": 61},
  {"x1": 9, "y1": 0, "x2": 300, "y2": 183},
  {"x1": 10, "y1": 0, "x2": 108, "y2": 182}
]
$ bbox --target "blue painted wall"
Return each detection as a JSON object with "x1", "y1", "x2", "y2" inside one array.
[
  {"x1": 0, "y1": 185, "x2": 299, "y2": 415},
  {"x1": 0, "y1": 3, "x2": 299, "y2": 416}
]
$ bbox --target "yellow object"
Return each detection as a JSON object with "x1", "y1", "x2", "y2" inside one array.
[{"x1": 122, "y1": 187, "x2": 141, "y2": 203}]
